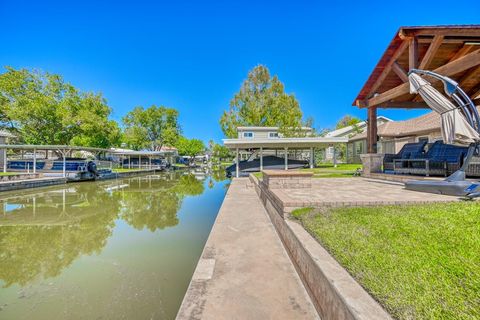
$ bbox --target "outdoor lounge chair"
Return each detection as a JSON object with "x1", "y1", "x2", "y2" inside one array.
[
  {"x1": 383, "y1": 142, "x2": 427, "y2": 172},
  {"x1": 399, "y1": 141, "x2": 468, "y2": 176}
]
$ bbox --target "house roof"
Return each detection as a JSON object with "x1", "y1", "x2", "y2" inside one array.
[
  {"x1": 237, "y1": 126, "x2": 312, "y2": 131},
  {"x1": 353, "y1": 25, "x2": 480, "y2": 109},
  {"x1": 325, "y1": 116, "x2": 392, "y2": 137},
  {"x1": 349, "y1": 111, "x2": 443, "y2": 141},
  {"x1": 0, "y1": 130, "x2": 15, "y2": 138}
]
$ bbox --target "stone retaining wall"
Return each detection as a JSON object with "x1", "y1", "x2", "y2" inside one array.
[
  {"x1": 262, "y1": 170, "x2": 313, "y2": 189},
  {"x1": 250, "y1": 174, "x2": 392, "y2": 320},
  {"x1": 0, "y1": 173, "x2": 42, "y2": 182}
]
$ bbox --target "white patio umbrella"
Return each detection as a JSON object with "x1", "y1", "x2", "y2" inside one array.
[{"x1": 409, "y1": 73, "x2": 480, "y2": 145}]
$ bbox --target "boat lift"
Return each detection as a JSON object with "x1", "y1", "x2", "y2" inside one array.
[{"x1": 404, "y1": 69, "x2": 480, "y2": 198}]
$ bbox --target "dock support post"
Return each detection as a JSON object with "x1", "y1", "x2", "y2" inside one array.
[
  {"x1": 310, "y1": 147, "x2": 314, "y2": 169},
  {"x1": 260, "y1": 147, "x2": 263, "y2": 171},
  {"x1": 333, "y1": 146, "x2": 337, "y2": 168},
  {"x1": 236, "y1": 148, "x2": 239, "y2": 178},
  {"x1": 62, "y1": 151, "x2": 66, "y2": 178},
  {"x1": 284, "y1": 147, "x2": 288, "y2": 170},
  {"x1": 33, "y1": 148, "x2": 37, "y2": 174},
  {"x1": 3, "y1": 148, "x2": 6, "y2": 173}
]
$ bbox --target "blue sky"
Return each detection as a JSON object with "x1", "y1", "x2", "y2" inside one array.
[{"x1": 1, "y1": 0, "x2": 479, "y2": 143}]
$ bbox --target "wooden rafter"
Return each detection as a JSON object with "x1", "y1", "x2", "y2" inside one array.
[
  {"x1": 365, "y1": 48, "x2": 480, "y2": 107},
  {"x1": 449, "y1": 44, "x2": 476, "y2": 62},
  {"x1": 365, "y1": 40, "x2": 409, "y2": 99},
  {"x1": 392, "y1": 61, "x2": 408, "y2": 82},
  {"x1": 418, "y1": 35, "x2": 444, "y2": 69}
]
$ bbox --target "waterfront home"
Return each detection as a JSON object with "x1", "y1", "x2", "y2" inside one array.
[
  {"x1": 324, "y1": 116, "x2": 392, "y2": 162},
  {"x1": 346, "y1": 111, "x2": 460, "y2": 163}
]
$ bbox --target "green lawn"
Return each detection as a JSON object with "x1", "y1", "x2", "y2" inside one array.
[
  {"x1": 251, "y1": 163, "x2": 362, "y2": 179},
  {"x1": 301, "y1": 163, "x2": 362, "y2": 178},
  {"x1": 112, "y1": 168, "x2": 146, "y2": 172},
  {"x1": 291, "y1": 203, "x2": 480, "y2": 319},
  {"x1": 0, "y1": 172, "x2": 21, "y2": 176}
]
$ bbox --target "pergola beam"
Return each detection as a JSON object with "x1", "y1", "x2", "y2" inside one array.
[
  {"x1": 418, "y1": 35, "x2": 444, "y2": 69},
  {"x1": 365, "y1": 48, "x2": 480, "y2": 107},
  {"x1": 400, "y1": 28, "x2": 480, "y2": 38},
  {"x1": 379, "y1": 101, "x2": 429, "y2": 109},
  {"x1": 409, "y1": 37, "x2": 419, "y2": 70}
]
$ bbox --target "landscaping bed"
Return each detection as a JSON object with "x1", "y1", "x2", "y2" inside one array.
[{"x1": 291, "y1": 203, "x2": 480, "y2": 319}]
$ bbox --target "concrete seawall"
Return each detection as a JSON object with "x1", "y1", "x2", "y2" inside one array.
[
  {"x1": 176, "y1": 178, "x2": 319, "y2": 319},
  {"x1": 250, "y1": 174, "x2": 392, "y2": 320}
]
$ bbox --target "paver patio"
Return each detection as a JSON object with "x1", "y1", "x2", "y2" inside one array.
[{"x1": 272, "y1": 177, "x2": 460, "y2": 209}]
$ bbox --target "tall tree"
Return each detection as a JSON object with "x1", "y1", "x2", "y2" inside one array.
[
  {"x1": 0, "y1": 67, "x2": 121, "y2": 148},
  {"x1": 122, "y1": 105, "x2": 181, "y2": 151},
  {"x1": 176, "y1": 137, "x2": 205, "y2": 163},
  {"x1": 220, "y1": 65, "x2": 306, "y2": 138},
  {"x1": 335, "y1": 115, "x2": 361, "y2": 130}
]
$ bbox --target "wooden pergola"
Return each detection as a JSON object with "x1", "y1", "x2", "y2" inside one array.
[{"x1": 353, "y1": 25, "x2": 480, "y2": 153}]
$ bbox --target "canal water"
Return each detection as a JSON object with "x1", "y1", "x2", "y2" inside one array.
[{"x1": 0, "y1": 171, "x2": 229, "y2": 319}]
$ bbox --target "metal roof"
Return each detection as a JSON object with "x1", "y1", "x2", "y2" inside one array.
[{"x1": 222, "y1": 137, "x2": 347, "y2": 149}]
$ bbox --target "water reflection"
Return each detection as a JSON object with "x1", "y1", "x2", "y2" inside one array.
[{"x1": 0, "y1": 171, "x2": 211, "y2": 289}]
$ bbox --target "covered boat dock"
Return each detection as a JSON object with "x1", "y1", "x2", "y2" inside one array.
[{"x1": 223, "y1": 137, "x2": 348, "y2": 177}]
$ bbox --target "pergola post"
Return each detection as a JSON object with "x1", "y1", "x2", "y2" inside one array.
[
  {"x1": 367, "y1": 107, "x2": 378, "y2": 153},
  {"x1": 128, "y1": 155, "x2": 131, "y2": 169},
  {"x1": 310, "y1": 147, "x2": 314, "y2": 169},
  {"x1": 235, "y1": 148, "x2": 239, "y2": 178},
  {"x1": 139, "y1": 155, "x2": 142, "y2": 169},
  {"x1": 284, "y1": 147, "x2": 288, "y2": 170},
  {"x1": 33, "y1": 148, "x2": 36, "y2": 174},
  {"x1": 149, "y1": 156, "x2": 152, "y2": 169},
  {"x1": 260, "y1": 147, "x2": 263, "y2": 171}
]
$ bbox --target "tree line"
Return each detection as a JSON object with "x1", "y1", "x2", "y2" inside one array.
[{"x1": 0, "y1": 66, "x2": 205, "y2": 158}]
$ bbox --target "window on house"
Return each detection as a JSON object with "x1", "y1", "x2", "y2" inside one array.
[
  {"x1": 243, "y1": 132, "x2": 254, "y2": 138},
  {"x1": 268, "y1": 132, "x2": 279, "y2": 138},
  {"x1": 355, "y1": 141, "x2": 364, "y2": 155},
  {"x1": 418, "y1": 136, "x2": 429, "y2": 143}
]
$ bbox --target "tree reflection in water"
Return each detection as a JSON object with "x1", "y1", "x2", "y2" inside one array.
[{"x1": 0, "y1": 172, "x2": 208, "y2": 288}]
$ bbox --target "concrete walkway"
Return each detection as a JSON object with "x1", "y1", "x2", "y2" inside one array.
[{"x1": 176, "y1": 178, "x2": 319, "y2": 320}]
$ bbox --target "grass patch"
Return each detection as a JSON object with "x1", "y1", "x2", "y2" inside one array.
[
  {"x1": 112, "y1": 168, "x2": 146, "y2": 172},
  {"x1": 301, "y1": 163, "x2": 362, "y2": 178},
  {"x1": 252, "y1": 172, "x2": 263, "y2": 179},
  {"x1": 290, "y1": 207, "x2": 314, "y2": 219},
  {"x1": 0, "y1": 172, "x2": 21, "y2": 176},
  {"x1": 294, "y1": 202, "x2": 480, "y2": 319}
]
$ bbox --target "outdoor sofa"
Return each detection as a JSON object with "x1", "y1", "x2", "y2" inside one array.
[
  {"x1": 392, "y1": 141, "x2": 468, "y2": 176},
  {"x1": 383, "y1": 142, "x2": 427, "y2": 172}
]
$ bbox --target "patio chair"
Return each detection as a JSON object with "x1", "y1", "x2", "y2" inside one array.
[{"x1": 383, "y1": 141, "x2": 427, "y2": 172}]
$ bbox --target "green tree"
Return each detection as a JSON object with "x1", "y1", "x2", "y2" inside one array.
[
  {"x1": 0, "y1": 67, "x2": 121, "y2": 148},
  {"x1": 122, "y1": 105, "x2": 181, "y2": 150},
  {"x1": 176, "y1": 137, "x2": 205, "y2": 163},
  {"x1": 220, "y1": 65, "x2": 306, "y2": 138},
  {"x1": 212, "y1": 143, "x2": 231, "y2": 161},
  {"x1": 335, "y1": 115, "x2": 361, "y2": 130}
]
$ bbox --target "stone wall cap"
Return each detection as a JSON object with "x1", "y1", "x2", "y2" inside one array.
[{"x1": 262, "y1": 170, "x2": 313, "y2": 177}]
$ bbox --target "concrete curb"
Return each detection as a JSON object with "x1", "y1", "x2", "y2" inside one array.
[{"x1": 250, "y1": 174, "x2": 393, "y2": 320}]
